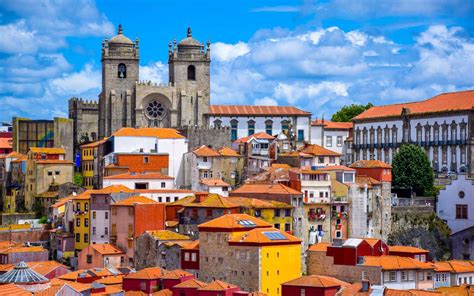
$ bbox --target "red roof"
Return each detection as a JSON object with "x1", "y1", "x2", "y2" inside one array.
[
  {"x1": 112, "y1": 127, "x2": 185, "y2": 139},
  {"x1": 200, "y1": 179, "x2": 230, "y2": 187},
  {"x1": 103, "y1": 172, "x2": 174, "y2": 180},
  {"x1": 234, "y1": 132, "x2": 275, "y2": 144},
  {"x1": 209, "y1": 105, "x2": 310, "y2": 116},
  {"x1": 300, "y1": 144, "x2": 341, "y2": 156},
  {"x1": 350, "y1": 160, "x2": 392, "y2": 169},
  {"x1": 282, "y1": 275, "x2": 350, "y2": 288},
  {"x1": 318, "y1": 165, "x2": 355, "y2": 172},
  {"x1": 311, "y1": 119, "x2": 353, "y2": 130},
  {"x1": 354, "y1": 90, "x2": 474, "y2": 121}
]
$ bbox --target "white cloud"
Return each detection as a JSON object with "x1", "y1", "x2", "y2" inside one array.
[
  {"x1": 274, "y1": 82, "x2": 349, "y2": 105},
  {"x1": 251, "y1": 6, "x2": 299, "y2": 13},
  {"x1": 212, "y1": 42, "x2": 250, "y2": 62},
  {"x1": 254, "y1": 97, "x2": 278, "y2": 106},
  {"x1": 49, "y1": 64, "x2": 100, "y2": 95},
  {"x1": 140, "y1": 61, "x2": 168, "y2": 84}
]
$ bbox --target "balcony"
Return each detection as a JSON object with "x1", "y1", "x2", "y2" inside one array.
[
  {"x1": 331, "y1": 196, "x2": 348, "y2": 203},
  {"x1": 252, "y1": 148, "x2": 269, "y2": 156},
  {"x1": 197, "y1": 162, "x2": 212, "y2": 170}
]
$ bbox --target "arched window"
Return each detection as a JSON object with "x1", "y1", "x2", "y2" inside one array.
[
  {"x1": 451, "y1": 121, "x2": 457, "y2": 141},
  {"x1": 248, "y1": 120, "x2": 255, "y2": 136},
  {"x1": 187, "y1": 65, "x2": 196, "y2": 80},
  {"x1": 118, "y1": 63, "x2": 126, "y2": 78},
  {"x1": 265, "y1": 120, "x2": 273, "y2": 135},
  {"x1": 213, "y1": 119, "x2": 222, "y2": 128}
]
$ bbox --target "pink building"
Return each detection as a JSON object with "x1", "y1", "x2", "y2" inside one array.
[
  {"x1": 77, "y1": 244, "x2": 125, "y2": 270},
  {"x1": 0, "y1": 246, "x2": 48, "y2": 264}
]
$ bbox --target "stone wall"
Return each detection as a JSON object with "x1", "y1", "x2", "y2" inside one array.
[
  {"x1": 178, "y1": 127, "x2": 231, "y2": 151},
  {"x1": 68, "y1": 98, "x2": 99, "y2": 155},
  {"x1": 134, "y1": 232, "x2": 158, "y2": 270},
  {"x1": 156, "y1": 243, "x2": 182, "y2": 271},
  {"x1": 306, "y1": 250, "x2": 381, "y2": 284},
  {"x1": 0, "y1": 213, "x2": 36, "y2": 226}
]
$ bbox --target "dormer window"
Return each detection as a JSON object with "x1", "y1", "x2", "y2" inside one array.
[
  {"x1": 118, "y1": 63, "x2": 126, "y2": 78},
  {"x1": 187, "y1": 65, "x2": 196, "y2": 80}
]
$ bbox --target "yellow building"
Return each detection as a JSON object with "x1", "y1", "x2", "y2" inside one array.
[
  {"x1": 198, "y1": 214, "x2": 302, "y2": 296},
  {"x1": 72, "y1": 192, "x2": 91, "y2": 252}
]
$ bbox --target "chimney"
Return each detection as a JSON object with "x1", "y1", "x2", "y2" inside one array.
[
  {"x1": 194, "y1": 192, "x2": 207, "y2": 203},
  {"x1": 361, "y1": 280, "x2": 370, "y2": 292}
]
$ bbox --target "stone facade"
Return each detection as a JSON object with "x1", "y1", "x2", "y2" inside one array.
[{"x1": 68, "y1": 98, "x2": 99, "y2": 155}]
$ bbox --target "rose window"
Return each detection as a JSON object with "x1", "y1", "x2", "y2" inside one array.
[{"x1": 146, "y1": 101, "x2": 165, "y2": 119}]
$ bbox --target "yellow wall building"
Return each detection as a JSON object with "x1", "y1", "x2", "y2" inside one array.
[
  {"x1": 81, "y1": 146, "x2": 94, "y2": 189},
  {"x1": 72, "y1": 192, "x2": 91, "y2": 252}
]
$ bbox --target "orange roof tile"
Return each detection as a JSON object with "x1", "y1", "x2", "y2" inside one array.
[
  {"x1": 198, "y1": 213, "x2": 271, "y2": 230},
  {"x1": 51, "y1": 196, "x2": 72, "y2": 208},
  {"x1": 181, "y1": 240, "x2": 199, "y2": 251},
  {"x1": 318, "y1": 165, "x2": 355, "y2": 172},
  {"x1": 11, "y1": 155, "x2": 27, "y2": 163},
  {"x1": 95, "y1": 275, "x2": 124, "y2": 285},
  {"x1": 200, "y1": 178, "x2": 230, "y2": 187},
  {"x1": 218, "y1": 147, "x2": 241, "y2": 157},
  {"x1": 282, "y1": 275, "x2": 350, "y2": 288},
  {"x1": 146, "y1": 230, "x2": 190, "y2": 241},
  {"x1": 152, "y1": 289, "x2": 173, "y2": 296},
  {"x1": 311, "y1": 119, "x2": 353, "y2": 130},
  {"x1": 228, "y1": 227, "x2": 301, "y2": 245},
  {"x1": 160, "y1": 270, "x2": 193, "y2": 280},
  {"x1": 6, "y1": 151, "x2": 24, "y2": 159},
  {"x1": 0, "y1": 138, "x2": 12, "y2": 149},
  {"x1": 354, "y1": 90, "x2": 474, "y2": 121},
  {"x1": 103, "y1": 172, "x2": 174, "y2": 180},
  {"x1": 0, "y1": 283, "x2": 33, "y2": 296},
  {"x1": 300, "y1": 144, "x2": 341, "y2": 156},
  {"x1": 112, "y1": 127, "x2": 185, "y2": 139},
  {"x1": 209, "y1": 105, "x2": 310, "y2": 116},
  {"x1": 112, "y1": 195, "x2": 158, "y2": 206},
  {"x1": 30, "y1": 147, "x2": 65, "y2": 154},
  {"x1": 385, "y1": 289, "x2": 442, "y2": 296},
  {"x1": 91, "y1": 185, "x2": 135, "y2": 194},
  {"x1": 193, "y1": 145, "x2": 220, "y2": 157},
  {"x1": 232, "y1": 183, "x2": 302, "y2": 195},
  {"x1": 234, "y1": 132, "x2": 275, "y2": 143},
  {"x1": 433, "y1": 261, "x2": 454, "y2": 272},
  {"x1": 125, "y1": 291, "x2": 147, "y2": 296},
  {"x1": 338, "y1": 283, "x2": 371, "y2": 296},
  {"x1": 363, "y1": 256, "x2": 434, "y2": 270},
  {"x1": 47, "y1": 278, "x2": 91, "y2": 292},
  {"x1": 198, "y1": 280, "x2": 238, "y2": 291},
  {"x1": 173, "y1": 278, "x2": 207, "y2": 288},
  {"x1": 0, "y1": 246, "x2": 46, "y2": 254},
  {"x1": 184, "y1": 193, "x2": 238, "y2": 209},
  {"x1": 135, "y1": 189, "x2": 193, "y2": 194},
  {"x1": 226, "y1": 197, "x2": 292, "y2": 209},
  {"x1": 308, "y1": 242, "x2": 330, "y2": 252},
  {"x1": 80, "y1": 138, "x2": 107, "y2": 148},
  {"x1": 436, "y1": 285, "x2": 471, "y2": 296},
  {"x1": 90, "y1": 244, "x2": 124, "y2": 255},
  {"x1": 389, "y1": 245, "x2": 429, "y2": 254},
  {"x1": 271, "y1": 163, "x2": 291, "y2": 169},
  {"x1": 125, "y1": 267, "x2": 166, "y2": 280},
  {"x1": 446, "y1": 260, "x2": 474, "y2": 273},
  {"x1": 350, "y1": 160, "x2": 392, "y2": 169}
]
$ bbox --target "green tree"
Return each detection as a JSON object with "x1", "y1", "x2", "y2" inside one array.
[
  {"x1": 74, "y1": 173, "x2": 83, "y2": 186},
  {"x1": 331, "y1": 103, "x2": 373, "y2": 122},
  {"x1": 392, "y1": 144, "x2": 434, "y2": 196}
]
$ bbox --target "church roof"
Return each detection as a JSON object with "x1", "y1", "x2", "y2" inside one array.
[
  {"x1": 0, "y1": 261, "x2": 49, "y2": 284},
  {"x1": 178, "y1": 27, "x2": 201, "y2": 47},
  {"x1": 209, "y1": 105, "x2": 310, "y2": 116},
  {"x1": 109, "y1": 24, "x2": 134, "y2": 45}
]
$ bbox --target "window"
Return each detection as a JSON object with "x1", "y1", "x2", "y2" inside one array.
[
  {"x1": 207, "y1": 209, "x2": 213, "y2": 217},
  {"x1": 213, "y1": 119, "x2": 222, "y2": 128},
  {"x1": 112, "y1": 207, "x2": 117, "y2": 215},
  {"x1": 301, "y1": 289, "x2": 306, "y2": 296},
  {"x1": 274, "y1": 223, "x2": 280, "y2": 229},
  {"x1": 92, "y1": 211, "x2": 96, "y2": 219},
  {"x1": 427, "y1": 272, "x2": 432, "y2": 281},
  {"x1": 105, "y1": 212, "x2": 108, "y2": 219},
  {"x1": 85, "y1": 218, "x2": 89, "y2": 227},
  {"x1": 184, "y1": 252, "x2": 190, "y2": 261},
  {"x1": 231, "y1": 120, "x2": 238, "y2": 141},
  {"x1": 285, "y1": 223, "x2": 291, "y2": 232},
  {"x1": 161, "y1": 182, "x2": 166, "y2": 188},
  {"x1": 86, "y1": 254, "x2": 92, "y2": 264},
  {"x1": 326, "y1": 136, "x2": 332, "y2": 147},
  {"x1": 265, "y1": 120, "x2": 273, "y2": 135},
  {"x1": 274, "y1": 209, "x2": 281, "y2": 217},
  {"x1": 281, "y1": 120, "x2": 290, "y2": 134},
  {"x1": 298, "y1": 130, "x2": 304, "y2": 141},
  {"x1": 337, "y1": 136, "x2": 343, "y2": 147},
  {"x1": 318, "y1": 156, "x2": 324, "y2": 164},
  {"x1": 329, "y1": 156, "x2": 336, "y2": 163},
  {"x1": 285, "y1": 209, "x2": 291, "y2": 217},
  {"x1": 456, "y1": 204, "x2": 468, "y2": 219},
  {"x1": 135, "y1": 183, "x2": 148, "y2": 189},
  {"x1": 418, "y1": 271, "x2": 424, "y2": 281},
  {"x1": 187, "y1": 65, "x2": 196, "y2": 80},
  {"x1": 76, "y1": 233, "x2": 80, "y2": 242},
  {"x1": 335, "y1": 230, "x2": 342, "y2": 238},
  {"x1": 118, "y1": 63, "x2": 127, "y2": 78},
  {"x1": 55, "y1": 171, "x2": 60, "y2": 175},
  {"x1": 92, "y1": 227, "x2": 96, "y2": 235},
  {"x1": 248, "y1": 120, "x2": 255, "y2": 136},
  {"x1": 48, "y1": 171, "x2": 52, "y2": 176},
  {"x1": 144, "y1": 156, "x2": 149, "y2": 164},
  {"x1": 84, "y1": 233, "x2": 89, "y2": 243},
  {"x1": 105, "y1": 227, "x2": 108, "y2": 235},
  {"x1": 76, "y1": 218, "x2": 80, "y2": 227},
  {"x1": 84, "y1": 203, "x2": 89, "y2": 212}
]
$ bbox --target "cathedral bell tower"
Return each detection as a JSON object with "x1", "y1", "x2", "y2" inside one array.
[
  {"x1": 99, "y1": 24, "x2": 139, "y2": 138},
  {"x1": 168, "y1": 27, "x2": 211, "y2": 127}
]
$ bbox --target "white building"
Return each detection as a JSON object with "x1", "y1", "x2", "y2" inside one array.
[
  {"x1": 134, "y1": 189, "x2": 194, "y2": 203},
  {"x1": 437, "y1": 174, "x2": 474, "y2": 234},
  {"x1": 199, "y1": 178, "x2": 231, "y2": 196},
  {"x1": 208, "y1": 105, "x2": 311, "y2": 143},
  {"x1": 310, "y1": 119, "x2": 352, "y2": 155},
  {"x1": 103, "y1": 127, "x2": 188, "y2": 186},
  {"x1": 234, "y1": 132, "x2": 277, "y2": 178},
  {"x1": 350, "y1": 90, "x2": 474, "y2": 175},
  {"x1": 102, "y1": 172, "x2": 175, "y2": 190}
]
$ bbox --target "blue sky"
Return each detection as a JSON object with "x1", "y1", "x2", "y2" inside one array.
[{"x1": 1, "y1": 0, "x2": 474, "y2": 122}]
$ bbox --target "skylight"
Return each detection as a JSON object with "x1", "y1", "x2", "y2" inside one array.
[
  {"x1": 238, "y1": 219, "x2": 256, "y2": 227},
  {"x1": 263, "y1": 231, "x2": 288, "y2": 240}
]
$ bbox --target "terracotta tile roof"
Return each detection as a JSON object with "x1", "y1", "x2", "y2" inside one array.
[
  {"x1": 135, "y1": 189, "x2": 194, "y2": 194},
  {"x1": 198, "y1": 213, "x2": 271, "y2": 230},
  {"x1": 362, "y1": 238, "x2": 382, "y2": 248},
  {"x1": 234, "y1": 132, "x2": 275, "y2": 143},
  {"x1": 300, "y1": 144, "x2": 341, "y2": 156},
  {"x1": 112, "y1": 127, "x2": 185, "y2": 139},
  {"x1": 437, "y1": 285, "x2": 472, "y2": 296},
  {"x1": 350, "y1": 160, "x2": 392, "y2": 169},
  {"x1": 181, "y1": 240, "x2": 199, "y2": 251},
  {"x1": 362, "y1": 256, "x2": 434, "y2": 270},
  {"x1": 11, "y1": 155, "x2": 27, "y2": 163},
  {"x1": 112, "y1": 195, "x2": 158, "y2": 206},
  {"x1": 209, "y1": 105, "x2": 310, "y2": 116},
  {"x1": 173, "y1": 278, "x2": 207, "y2": 288},
  {"x1": 228, "y1": 227, "x2": 301, "y2": 245},
  {"x1": 0, "y1": 241, "x2": 18, "y2": 251},
  {"x1": 5, "y1": 151, "x2": 24, "y2": 159},
  {"x1": 218, "y1": 147, "x2": 241, "y2": 157},
  {"x1": 35, "y1": 159, "x2": 73, "y2": 165},
  {"x1": 355, "y1": 176, "x2": 382, "y2": 188},
  {"x1": 185, "y1": 193, "x2": 238, "y2": 209},
  {"x1": 198, "y1": 280, "x2": 238, "y2": 291},
  {"x1": 95, "y1": 275, "x2": 124, "y2": 285},
  {"x1": 0, "y1": 283, "x2": 35, "y2": 295},
  {"x1": 338, "y1": 283, "x2": 371, "y2": 296},
  {"x1": 80, "y1": 138, "x2": 108, "y2": 148},
  {"x1": 193, "y1": 145, "x2": 220, "y2": 157},
  {"x1": 389, "y1": 245, "x2": 429, "y2": 254},
  {"x1": 46, "y1": 278, "x2": 91, "y2": 292},
  {"x1": 200, "y1": 178, "x2": 230, "y2": 187},
  {"x1": 354, "y1": 90, "x2": 474, "y2": 121},
  {"x1": 232, "y1": 183, "x2": 302, "y2": 195},
  {"x1": 90, "y1": 244, "x2": 124, "y2": 255},
  {"x1": 226, "y1": 197, "x2": 292, "y2": 209},
  {"x1": 282, "y1": 275, "x2": 350, "y2": 288},
  {"x1": 160, "y1": 270, "x2": 193, "y2": 280},
  {"x1": 152, "y1": 289, "x2": 173, "y2": 296},
  {"x1": 125, "y1": 267, "x2": 166, "y2": 280},
  {"x1": 146, "y1": 230, "x2": 190, "y2": 241},
  {"x1": 385, "y1": 289, "x2": 442, "y2": 296},
  {"x1": 94, "y1": 284, "x2": 124, "y2": 295},
  {"x1": 318, "y1": 165, "x2": 355, "y2": 172},
  {"x1": 445, "y1": 260, "x2": 474, "y2": 273},
  {"x1": 51, "y1": 196, "x2": 72, "y2": 208},
  {"x1": 103, "y1": 172, "x2": 174, "y2": 180},
  {"x1": 271, "y1": 163, "x2": 291, "y2": 169},
  {"x1": 91, "y1": 185, "x2": 135, "y2": 194},
  {"x1": 308, "y1": 242, "x2": 330, "y2": 252},
  {"x1": 311, "y1": 119, "x2": 353, "y2": 130},
  {"x1": 30, "y1": 147, "x2": 65, "y2": 154},
  {"x1": 125, "y1": 291, "x2": 147, "y2": 296},
  {"x1": 0, "y1": 138, "x2": 12, "y2": 149},
  {"x1": 0, "y1": 246, "x2": 46, "y2": 254},
  {"x1": 169, "y1": 195, "x2": 196, "y2": 206}
]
